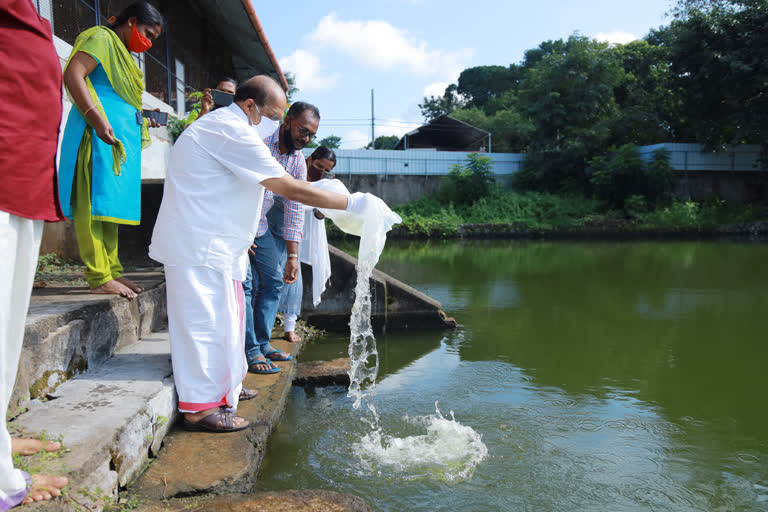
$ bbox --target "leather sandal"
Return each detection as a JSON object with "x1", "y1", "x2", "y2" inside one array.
[
  {"x1": 183, "y1": 408, "x2": 249, "y2": 433},
  {"x1": 239, "y1": 387, "x2": 258, "y2": 401}
]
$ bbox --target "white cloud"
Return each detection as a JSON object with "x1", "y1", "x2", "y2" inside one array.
[
  {"x1": 341, "y1": 129, "x2": 371, "y2": 149},
  {"x1": 423, "y1": 81, "x2": 450, "y2": 98},
  {"x1": 375, "y1": 119, "x2": 421, "y2": 139},
  {"x1": 595, "y1": 31, "x2": 638, "y2": 45},
  {"x1": 279, "y1": 49, "x2": 340, "y2": 92},
  {"x1": 308, "y1": 13, "x2": 471, "y2": 79}
]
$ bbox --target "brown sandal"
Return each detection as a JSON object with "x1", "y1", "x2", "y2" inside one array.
[
  {"x1": 239, "y1": 388, "x2": 258, "y2": 401},
  {"x1": 183, "y1": 408, "x2": 249, "y2": 433}
]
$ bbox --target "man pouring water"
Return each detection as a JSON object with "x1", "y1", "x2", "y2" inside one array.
[{"x1": 149, "y1": 75, "x2": 377, "y2": 433}]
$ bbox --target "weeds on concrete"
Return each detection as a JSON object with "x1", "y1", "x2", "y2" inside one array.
[
  {"x1": 35, "y1": 253, "x2": 87, "y2": 287},
  {"x1": 275, "y1": 313, "x2": 325, "y2": 344},
  {"x1": 63, "y1": 486, "x2": 140, "y2": 511}
]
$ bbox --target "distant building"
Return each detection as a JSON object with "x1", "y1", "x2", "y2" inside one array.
[{"x1": 395, "y1": 115, "x2": 491, "y2": 152}]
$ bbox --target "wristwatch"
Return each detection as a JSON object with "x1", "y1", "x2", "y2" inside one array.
[{"x1": 287, "y1": 253, "x2": 299, "y2": 259}]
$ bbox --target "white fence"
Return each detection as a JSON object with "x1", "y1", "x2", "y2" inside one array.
[
  {"x1": 301, "y1": 149, "x2": 524, "y2": 175},
  {"x1": 639, "y1": 143, "x2": 762, "y2": 172},
  {"x1": 303, "y1": 143, "x2": 763, "y2": 176}
]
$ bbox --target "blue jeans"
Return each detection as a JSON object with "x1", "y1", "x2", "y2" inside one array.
[{"x1": 243, "y1": 229, "x2": 286, "y2": 363}]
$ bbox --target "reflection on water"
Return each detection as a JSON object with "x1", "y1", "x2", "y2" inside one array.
[{"x1": 258, "y1": 240, "x2": 768, "y2": 511}]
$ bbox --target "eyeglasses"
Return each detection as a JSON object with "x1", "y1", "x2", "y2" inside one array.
[
  {"x1": 288, "y1": 119, "x2": 317, "y2": 141},
  {"x1": 254, "y1": 104, "x2": 282, "y2": 123}
]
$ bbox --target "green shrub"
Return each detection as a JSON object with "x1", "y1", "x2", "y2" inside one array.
[
  {"x1": 624, "y1": 194, "x2": 647, "y2": 218},
  {"x1": 168, "y1": 115, "x2": 186, "y2": 143},
  {"x1": 589, "y1": 144, "x2": 676, "y2": 211},
  {"x1": 440, "y1": 153, "x2": 495, "y2": 207}
]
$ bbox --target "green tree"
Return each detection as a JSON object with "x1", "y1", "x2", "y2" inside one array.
[
  {"x1": 456, "y1": 65, "x2": 523, "y2": 110},
  {"x1": 366, "y1": 135, "x2": 399, "y2": 150},
  {"x1": 317, "y1": 135, "x2": 341, "y2": 149},
  {"x1": 419, "y1": 84, "x2": 463, "y2": 122},
  {"x1": 284, "y1": 71, "x2": 299, "y2": 103},
  {"x1": 516, "y1": 35, "x2": 626, "y2": 191},
  {"x1": 663, "y1": 0, "x2": 768, "y2": 157},
  {"x1": 607, "y1": 40, "x2": 684, "y2": 146},
  {"x1": 451, "y1": 106, "x2": 534, "y2": 153}
]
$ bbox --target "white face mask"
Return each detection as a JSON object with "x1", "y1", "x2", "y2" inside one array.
[
  {"x1": 255, "y1": 117, "x2": 280, "y2": 141},
  {"x1": 249, "y1": 103, "x2": 280, "y2": 141}
]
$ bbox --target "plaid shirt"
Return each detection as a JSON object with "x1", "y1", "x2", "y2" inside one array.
[{"x1": 256, "y1": 130, "x2": 307, "y2": 241}]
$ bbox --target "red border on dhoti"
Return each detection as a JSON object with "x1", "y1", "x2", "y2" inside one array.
[{"x1": 178, "y1": 399, "x2": 228, "y2": 412}]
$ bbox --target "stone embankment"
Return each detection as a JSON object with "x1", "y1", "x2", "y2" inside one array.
[
  {"x1": 301, "y1": 245, "x2": 457, "y2": 331},
  {"x1": 9, "y1": 268, "x2": 386, "y2": 510}
]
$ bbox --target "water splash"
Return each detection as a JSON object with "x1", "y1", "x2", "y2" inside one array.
[
  {"x1": 326, "y1": 194, "x2": 488, "y2": 482},
  {"x1": 352, "y1": 402, "x2": 489, "y2": 483}
]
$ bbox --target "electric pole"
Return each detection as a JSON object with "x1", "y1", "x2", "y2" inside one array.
[{"x1": 370, "y1": 88, "x2": 375, "y2": 149}]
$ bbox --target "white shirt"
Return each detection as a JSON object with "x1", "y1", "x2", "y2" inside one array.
[{"x1": 149, "y1": 103, "x2": 288, "y2": 280}]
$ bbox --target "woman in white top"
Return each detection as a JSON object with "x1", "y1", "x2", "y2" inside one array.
[{"x1": 277, "y1": 146, "x2": 337, "y2": 342}]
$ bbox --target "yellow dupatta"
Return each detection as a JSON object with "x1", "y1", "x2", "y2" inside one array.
[{"x1": 65, "y1": 26, "x2": 151, "y2": 176}]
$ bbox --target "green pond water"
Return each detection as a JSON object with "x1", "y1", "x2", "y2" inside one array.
[{"x1": 256, "y1": 240, "x2": 768, "y2": 511}]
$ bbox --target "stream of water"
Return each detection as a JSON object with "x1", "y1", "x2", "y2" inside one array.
[{"x1": 335, "y1": 201, "x2": 489, "y2": 483}]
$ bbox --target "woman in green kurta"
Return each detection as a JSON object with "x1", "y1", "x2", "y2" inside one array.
[{"x1": 60, "y1": 2, "x2": 164, "y2": 298}]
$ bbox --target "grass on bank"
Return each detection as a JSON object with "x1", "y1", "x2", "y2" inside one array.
[{"x1": 388, "y1": 192, "x2": 768, "y2": 238}]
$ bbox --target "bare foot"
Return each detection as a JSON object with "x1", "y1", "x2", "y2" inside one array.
[
  {"x1": 184, "y1": 407, "x2": 248, "y2": 428},
  {"x1": 283, "y1": 331, "x2": 302, "y2": 343},
  {"x1": 116, "y1": 276, "x2": 144, "y2": 293},
  {"x1": 90, "y1": 279, "x2": 136, "y2": 299},
  {"x1": 21, "y1": 474, "x2": 68, "y2": 505},
  {"x1": 11, "y1": 438, "x2": 61, "y2": 456}
]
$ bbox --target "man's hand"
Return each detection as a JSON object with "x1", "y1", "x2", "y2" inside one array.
[
  {"x1": 346, "y1": 192, "x2": 376, "y2": 216},
  {"x1": 248, "y1": 242, "x2": 258, "y2": 256},
  {"x1": 200, "y1": 88, "x2": 214, "y2": 115},
  {"x1": 283, "y1": 257, "x2": 298, "y2": 284}
]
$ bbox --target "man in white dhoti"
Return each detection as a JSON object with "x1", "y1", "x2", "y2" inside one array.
[{"x1": 149, "y1": 76, "x2": 372, "y2": 432}]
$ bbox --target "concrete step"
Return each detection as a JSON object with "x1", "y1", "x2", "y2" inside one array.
[
  {"x1": 130, "y1": 337, "x2": 303, "y2": 502},
  {"x1": 12, "y1": 331, "x2": 177, "y2": 511},
  {"x1": 293, "y1": 357, "x2": 351, "y2": 387},
  {"x1": 12, "y1": 272, "x2": 167, "y2": 419}
]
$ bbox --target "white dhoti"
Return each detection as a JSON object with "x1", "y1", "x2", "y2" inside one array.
[
  {"x1": 165, "y1": 265, "x2": 246, "y2": 413},
  {"x1": 0, "y1": 211, "x2": 43, "y2": 501}
]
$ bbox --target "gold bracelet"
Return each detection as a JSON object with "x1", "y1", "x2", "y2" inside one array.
[{"x1": 83, "y1": 106, "x2": 97, "y2": 117}]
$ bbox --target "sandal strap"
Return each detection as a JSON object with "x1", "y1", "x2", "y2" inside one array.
[{"x1": 202, "y1": 409, "x2": 234, "y2": 430}]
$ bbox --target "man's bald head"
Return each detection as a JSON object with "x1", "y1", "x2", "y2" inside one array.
[{"x1": 234, "y1": 75, "x2": 286, "y2": 113}]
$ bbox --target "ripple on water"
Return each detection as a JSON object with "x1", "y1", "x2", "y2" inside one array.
[{"x1": 736, "y1": 453, "x2": 760, "y2": 464}]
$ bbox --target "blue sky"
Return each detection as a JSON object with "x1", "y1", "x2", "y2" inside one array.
[{"x1": 253, "y1": 0, "x2": 674, "y2": 148}]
